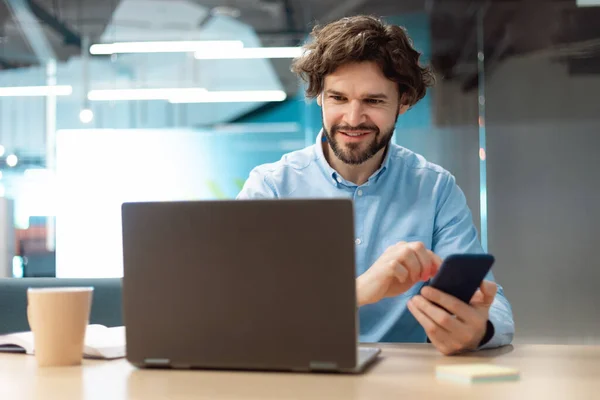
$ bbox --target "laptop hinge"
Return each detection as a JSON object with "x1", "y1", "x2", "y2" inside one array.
[
  {"x1": 309, "y1": 361, "x2": 338, "y2": 371},
  {"x1": 144, "y1": 358, "x2": 171, "y2": 367}
]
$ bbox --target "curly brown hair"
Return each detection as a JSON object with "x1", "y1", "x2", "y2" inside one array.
[{"x1": 291, "y1": 15, "x2": 435, "y2": 106}]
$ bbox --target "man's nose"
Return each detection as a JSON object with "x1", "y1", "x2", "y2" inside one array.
[{"x1": 344, "y1": 100, "x2": 366, "y2": 127}]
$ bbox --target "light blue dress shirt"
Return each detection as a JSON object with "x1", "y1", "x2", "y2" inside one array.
[{"x1": 237, "y1": 130, "x2": 514, "y2": 349}]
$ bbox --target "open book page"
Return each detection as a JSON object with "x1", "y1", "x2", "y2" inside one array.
[
  {"x1": 0, "y1": 331, "x2": 34, "y2": 354},
  {"x1": 0, "y1": 324, "x2": 126, "y2": 359},
  {"x1": 83, "y1": 325, "x2": 126, "y2": 359}
]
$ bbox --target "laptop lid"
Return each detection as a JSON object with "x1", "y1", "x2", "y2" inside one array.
[{"x1": 121, "y1": 199, "x2": 358, "y2": 371}]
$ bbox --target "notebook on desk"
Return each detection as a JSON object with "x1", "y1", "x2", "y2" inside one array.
[
  {"x1": 0, "y1": 324, "x2": 126, "y2": 359},
  {"x1": 121, "y1": 199, "x2": 381, "y2": 374}
]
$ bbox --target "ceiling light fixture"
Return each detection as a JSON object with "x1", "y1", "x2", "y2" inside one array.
[
  {"x1": 0, "y1": 85, "x2": 72, "y2": 97},
  {"x1": 90, "y1": 40, "x2": 244, "y2": 55},
  {"x1": 194, "y1": 47, "x2": 303, "y2": 60},
  {"x1": 87, "y1": 88, "x2": 208, "y2": 101},
  {"x1": 168, "y1": 90, "x2": 287, "y2": 103}
]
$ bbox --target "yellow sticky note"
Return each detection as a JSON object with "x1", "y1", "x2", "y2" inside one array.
[{"x1": 436, "y1": 363, "x2": 520, "y2": 384}]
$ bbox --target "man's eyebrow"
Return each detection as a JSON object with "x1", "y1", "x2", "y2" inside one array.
[
  {"x1": 325, "y1": 90, "x2": 389, "y2": 100},
  {"x1": 363, "y1": 93, "x2": 389, "y2": 99},
  {"x1": 325, "y1": 90, "x2": 346, "y2": 96}
]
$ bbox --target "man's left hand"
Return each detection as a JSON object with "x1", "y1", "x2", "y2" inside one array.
[{"x1": 407, "y1": 280, "x2": 497, "y2": 355}]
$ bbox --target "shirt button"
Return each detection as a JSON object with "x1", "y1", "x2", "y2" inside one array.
[
  {"x1": 357, "y1": 189, "x2": 363, "y2": 196},
  {"x1": 355, "y1": 238, "x2": 362, "y2": 245},
  {"x1": 336, "y1": 176, "x2": 342, "y2": 183}
]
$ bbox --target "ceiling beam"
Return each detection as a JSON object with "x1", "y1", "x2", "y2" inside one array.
[
  {"x1": 0, "y1": 57, "x2": 18, "y2": 68},
  {"x1": 26, "y1": 0, "x2": 81, "y2": 47},
  {"x1": 0, "y1": 49, "x2": 40, "y2": 63},
  {"x1": 4, "y1": 0, "x2": 55, "y2": 62}
]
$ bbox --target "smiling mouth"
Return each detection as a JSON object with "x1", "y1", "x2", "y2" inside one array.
[{"x1": 339, "y1": 131, "x2": 373, "y2": 137}]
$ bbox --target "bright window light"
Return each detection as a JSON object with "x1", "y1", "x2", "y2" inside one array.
[
  {"x1": 24, "y1": 168, "x2": 53, "y2": 179},
  {"x1": 90, "y1": 40, "x2": 244, "y2": 55},
  {"x1": 577, "y1": 0, "x2": 600, "y2": 6},
  {"x1": 12, "y1": 256, "x2": 24, "y2": 278},
  {"x1": 168, "y1": 90, "x2": 287, "y2": 103},
  {"x1": 88, "y1": 88, "x2": 207, "y2": 101},
  {"x1": 194, "y1": 46, "x2": 303, "y2": 60},
  {"x1": 0, "y1": 85, "x2": 72, "y2": 97}
]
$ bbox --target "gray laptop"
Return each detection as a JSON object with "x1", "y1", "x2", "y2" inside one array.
[{"x1": 121, "y1": 198, "x2": 381, "y2": 373}]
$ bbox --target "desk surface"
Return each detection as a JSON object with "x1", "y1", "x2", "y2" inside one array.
[{"x1": 1, "y1": 344, "x2": 599, "y2": 400}]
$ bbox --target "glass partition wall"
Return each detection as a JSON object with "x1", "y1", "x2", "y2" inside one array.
[{"x1": 1, "y1": 0, "x2": 598, "y2": 344}]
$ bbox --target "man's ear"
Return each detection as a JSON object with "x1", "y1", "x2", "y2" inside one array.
[
  {"x1": 398, "y1": 94, "x2": 410, "y2": 115},
  {"x1": 398, "y1": 103, "x2": 410, "y2": 115},
  {"x1": 316, "y1": 92, "x2": 323, "y2": 107}
]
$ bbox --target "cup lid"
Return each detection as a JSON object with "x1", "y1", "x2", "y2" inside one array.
[{"x1": 27, "y1": 287, "x2": 94, "y2": 293}]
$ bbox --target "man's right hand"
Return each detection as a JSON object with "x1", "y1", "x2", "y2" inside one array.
[{"x1": 356, "y1": 241, "x2": 443, "y2": 307}]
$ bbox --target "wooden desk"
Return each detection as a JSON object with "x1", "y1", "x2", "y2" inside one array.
[{"x1": 1, "y1": 344, "x2": 599, "y2": 399}]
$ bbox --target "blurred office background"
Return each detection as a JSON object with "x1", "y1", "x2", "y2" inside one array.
[{"x1": 0, "y1": 0, "x2": 598, "y2": 344}]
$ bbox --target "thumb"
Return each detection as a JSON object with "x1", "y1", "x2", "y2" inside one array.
[{"x1": 470, "y1": 281, "x2": 497, "y2": 306}]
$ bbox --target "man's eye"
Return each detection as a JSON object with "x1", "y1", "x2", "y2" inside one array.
[
  {"x1": 365, "y1": 99, "x2": 382, "y2": 104},
  {"x1": 330, "y1": 96, "x2": 344, "y2": 101}
]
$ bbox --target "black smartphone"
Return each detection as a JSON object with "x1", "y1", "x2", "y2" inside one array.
[{"x1": 428, "y1": 253, "x2": 495, "y2": 304}]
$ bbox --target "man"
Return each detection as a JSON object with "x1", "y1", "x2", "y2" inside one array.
[{"x1": 237, "y1": 15, "x2": 514, "y2": 355}]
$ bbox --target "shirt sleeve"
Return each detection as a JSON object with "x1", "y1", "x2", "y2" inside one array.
[
  {"x1": 236, "y1": 168, "x2": 278, "y2": 199},
  {"x1": 432, "y1": 172, "x2": 515, "y2": 349}
]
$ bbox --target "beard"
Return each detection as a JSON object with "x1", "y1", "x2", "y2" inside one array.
[{"x1": 322, "y1": 113, "x2": 398, "y2": 165}]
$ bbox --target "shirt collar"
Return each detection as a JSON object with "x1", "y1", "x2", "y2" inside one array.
[{"x1": 314, "y1": 129, "x2": 392, "y2": 187}]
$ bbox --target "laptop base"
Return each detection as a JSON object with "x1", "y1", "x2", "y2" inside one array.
[{"x1": 339, "y1": 347, "x2": 381, "y2": 373}]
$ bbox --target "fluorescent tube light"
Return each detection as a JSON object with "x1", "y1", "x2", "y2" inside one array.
[
  {"x1": 194, "y1": 46, "x2": 303, "y2": 60},
  {"x1": 168, "y1": 90, "x2": 287, "y2": 103},
  {"x1": 0, "y1": 85, "x2": 72, "y2": 97},
  {"x1": 90, "y1": 40, "x2": 244, "y2": 55},
  {"x1": 88, "y1": 88, "x2": 207, "y2": 101}
]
